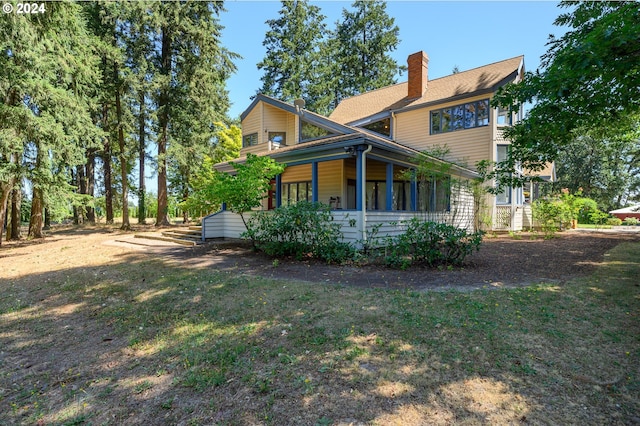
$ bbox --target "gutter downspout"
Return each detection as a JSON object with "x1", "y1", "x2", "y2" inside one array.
[{"x1": 360, "y1": 144, "x2": 373, "y2": 244}]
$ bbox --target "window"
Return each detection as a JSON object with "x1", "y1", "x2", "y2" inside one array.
[
  {"x1": 430, "y1": 99, "x2": 490, "y2": 134},
  {"x1": 301, "y1": 120, "x2": 336, "y2": 141},
  {"x1": 243, "y1": 133, "x2": 258, "y2": 148},
  {"x1": 496, "y1": 145, "x2": 511, "y2": 204},
  {"x1": 362, "y1": 118, "x2": 391, "y2": 137},
  {"x1": 282, "y1": 181, "x2": 312, "y2": 205},
  {"x1": 497, "y1": 107, "x2": 512, "y2": 125},
  {"x1": 392, "y1": 181, "x2": 412, "y2": 211},
  {"x1": 417, "y1": 177, "x2": 451, "y2": 212},
  {"x1": 268, "y1": 131, "x2": 286, "y2": 146},
  {"x1": 366, "y1": 181, "x2": 387, "y2": 211}
]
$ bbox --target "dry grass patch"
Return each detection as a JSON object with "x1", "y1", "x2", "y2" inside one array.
[{"x1": 0, "y1": 230, "x2": 638, "y2": 425}]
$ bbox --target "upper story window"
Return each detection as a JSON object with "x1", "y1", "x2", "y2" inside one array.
[
  {"x1": 300, "y1": 120, "x2": 337, "y2": 142},
  {"x1": 268, "y1": 131, "x2": 286, "y2": 146},
  {"x1": 430, "y1": 99, "x2": 489, "y2": 135},
  {"x1": 497, "y1": 107, "x2": 512, "y2": 126},
  {"x1": 243, "y1": 133, "x2": 258, "y2": 148},
  {"x1": 362, "y1": 118, "x2": 391, "y2": 138}
]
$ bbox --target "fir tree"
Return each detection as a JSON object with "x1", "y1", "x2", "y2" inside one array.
[
  {"x1": 335, "y1": 0, "x2": 404, "y2": 102},
  {"x1": 257, "y1": 0, "x2": 327, "y2": 112}
]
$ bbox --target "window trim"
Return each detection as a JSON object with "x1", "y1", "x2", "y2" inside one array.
[
  {"x1": 242, "y1": 132, "x2": 258, "y2": 148},
  {"x1": 281, "y1": 181, "x2": 312, "y2": 206},
  {"x1": 430, "y1": 99, "x2": 490, "y2": 135}
]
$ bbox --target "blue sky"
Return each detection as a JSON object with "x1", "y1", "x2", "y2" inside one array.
[{"x1": 220, "y1": 1, "x2": 567, "y2": 119}]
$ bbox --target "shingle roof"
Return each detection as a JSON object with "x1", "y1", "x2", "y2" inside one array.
[{"x1": 329, "y1": 56, "x2": 524, "y2": 124}]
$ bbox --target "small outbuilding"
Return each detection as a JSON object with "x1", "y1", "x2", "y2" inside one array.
[{"x1": 609, "y1": 205, "x2": 640, "y2": 221}]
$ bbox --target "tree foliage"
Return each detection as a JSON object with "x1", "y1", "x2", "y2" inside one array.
[
  {"x1": 213, "y1": 154, "x2": 284, "y2": 224},
  {"x1": 488, "y1": 1, "x2": 640, "y2": 191},
  {"x1": 0, "y1": 2, "x2": 101, "y2": 242},
  {"x1": 334, "y1": 0, "x2": 404, "y2": 101},
  {"x1": 257, "y1": 0, "x2": 404, "y2": 115},
  {"x1": 257, "y1": 0, "x2": 327, "y2": 112},
  {"x1": 555, "y1": 129, "x2": 640, "y2": 210}
]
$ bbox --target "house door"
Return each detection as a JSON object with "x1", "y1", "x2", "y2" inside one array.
[{"x1": 267, "y1": 179, "x2": 276, "y2": 210}]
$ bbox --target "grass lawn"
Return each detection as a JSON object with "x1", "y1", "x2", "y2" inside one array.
[{"x1": 0, "y1": 230, "x2": 638, "y2": 425}]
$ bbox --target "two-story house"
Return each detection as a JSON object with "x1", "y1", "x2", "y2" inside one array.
[{"x1": 202, "y1": 51, "x2": 554, "y2": 243}]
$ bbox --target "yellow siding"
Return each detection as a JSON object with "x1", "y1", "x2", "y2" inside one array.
[
  {"x1": 262, "y1": 104, "x2": 289, "y2": 145},
  {"x1": 367, "y1": 159, "x2": 388, "y2": 180},
  {"x1": 240, "y1": 104, "x2": 264, "y2": 155},
  {"x1": 318, "y1": 160, "x2": 343, "y2": 205},
  {"x1": 281, "y1": 164, "x2": 311, "y2": 183},
  {"x1": 240, "y1": 101, "x2": 299, "y2": 155},
  {"x1": 394, "y1": 94, "x2": 494, "y2": 170}
]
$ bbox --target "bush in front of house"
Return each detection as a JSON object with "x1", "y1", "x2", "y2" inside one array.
[
  {"x1": 382, "y1": 218, "x2": 484, "y2": 269},
  {"x1": 243, "y1": 201, "x2": 355, "y2": 263},
  {"x1": 623, "y1": 217, "x2": 639, "y2": 226},
  {"x1": 607, "y1": 217, "x2": 623, "y2": 226}
]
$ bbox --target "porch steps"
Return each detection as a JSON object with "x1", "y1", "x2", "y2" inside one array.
[{"x1": 134, "y1": 225, "x2": 203, "y2": 246}]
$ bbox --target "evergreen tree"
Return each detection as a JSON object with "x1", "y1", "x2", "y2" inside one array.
[
  {"x1": 152, "y1": 1, "x2": 238, "y2": 225},
  {"x1": 0, "y1": 2, "x2": 100, "y2": 242},
  {"x1": 335, "y1": 0, "x2": 404, "y2": 102},
  {"x1": 257, "y1": 0, "x2": 327, "y2": 112}
]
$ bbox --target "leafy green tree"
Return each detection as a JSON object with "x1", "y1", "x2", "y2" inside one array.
[
  {"x1": 212, "y1": 154, "x2": 285, "y2": 231},
  {"x1": 257, "y1": 0, "x2": 327, "y2": 112},
  {"x1": 489, "y1": 1, "x2": 640, "y2": 190},
  {"x1": 334, "y1": 0, "x2": 404, "y2": 102},
  {"x1": 555, "y1": 129, "x2": 640, "y2": 210},
  {"x1": 180, "y1": 122, "x2": 242, "y2": 217},
  {"x1": 213, "y1": 154, "x2": 285, "y2": 230}
]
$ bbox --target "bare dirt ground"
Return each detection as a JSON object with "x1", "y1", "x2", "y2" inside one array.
[
  {"x1": 4, "y1": 226, "x2": 639, "y2": 291},
  {"x1": 164, "y1": 229, "x2": 640, "y2": 291}
]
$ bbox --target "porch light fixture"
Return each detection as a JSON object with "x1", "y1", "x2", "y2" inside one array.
[{"x1": 344, "y1": 146, "x2": 356, "y2": 157}]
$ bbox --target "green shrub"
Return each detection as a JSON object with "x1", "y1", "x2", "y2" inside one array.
[
  {"x1": 623, "y1": 217, "x2": 639, "y2": 226},
  {"x1": 383, "y1": 218, "x2": 484, "y2": 268},
  {"x1": 606, "y1": 217, "x2": 623, "y2": 226},
  {"x1": 532, "y1": 196, "x2": 573, "y2": 237},
  {"x1": 574, "y1": 197, "x2": 599, "y2": 224},
  {"x1": 243, "y1": 201, "x2": 355, "y2": 263}
]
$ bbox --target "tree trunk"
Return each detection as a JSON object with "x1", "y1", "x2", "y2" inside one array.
[
  {"x1": 138, "y1": 90, "x2": 146, "y2": 224},
  {"x1": 102, "y1": 102, "x2": 114, "y2": 224},
  {"x1": 115, "y1": 61, "x2": 130, "y2": 231},
  {"x1": 182, "y1": 187, "x2": 189, "y2": 224},
  {"x1": 156, "y1": 25, "x2": 172, "y2": 227},
  {"x1": 75, "y1": 165, "x2": 85, "y2": 224},
  {"x1": 0, "y1": 178, "x2": 15, "y2": 246},
  {"x1": 9, "y1": 188, "x2": 21, "y2": 240},
  {"x1": 28, "y1": 186, "x2": 44, "y2": 239},
  {"x1": 44, "y1": 208, "x2": 50, "y2": 230},
  {"x1": 86, "y1": 149, "x2": 96, "y2": 223}
]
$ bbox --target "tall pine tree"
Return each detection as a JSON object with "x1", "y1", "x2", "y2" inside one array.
[
  {"x1": 335, "y1": 0, "x2": 404, "y2": 102},
  {"x1": 152, "y1": 1, "x2": 238, "y2": 225},
  {"x1": 257, "y1": 0, "x2": 327, "y2": 112}
]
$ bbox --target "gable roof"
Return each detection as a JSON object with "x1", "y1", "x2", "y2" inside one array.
[{"x1": 329, "y1": 55, "x2": 524, "y2": 125}]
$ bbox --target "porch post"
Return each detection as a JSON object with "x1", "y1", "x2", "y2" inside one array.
[
  {"x1": 410, "y1": 170, "x2": 418, "y2": 211},
  {"x1": 386, "y1": 162, "x2": 393, "y2": 211},
  {"x1": 275, "y1": 174, "x2": 282, "y2": 207},
  {"x1": 311, "y1": 161, "x2": 318, "y2": 203},
  {"x1": 356, "y1": 150, "x2": 363, "y2": 211}
]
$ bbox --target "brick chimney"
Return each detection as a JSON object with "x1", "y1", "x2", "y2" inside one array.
[{"x1": 407, "y1": 51, "x2": 429, "y2": 99}]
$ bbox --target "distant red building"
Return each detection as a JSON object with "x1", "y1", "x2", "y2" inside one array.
[{"x1": 609, "y1": 205, "x2": 640, "y2": 221}]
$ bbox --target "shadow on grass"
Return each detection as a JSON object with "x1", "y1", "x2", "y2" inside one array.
[{"x1": 0, "y1": 242, "x2": 638, "y2": 425}]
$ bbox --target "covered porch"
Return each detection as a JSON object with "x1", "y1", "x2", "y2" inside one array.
[{"x1": 205, "y1": 138, "x2": 478, "y2": 244}]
